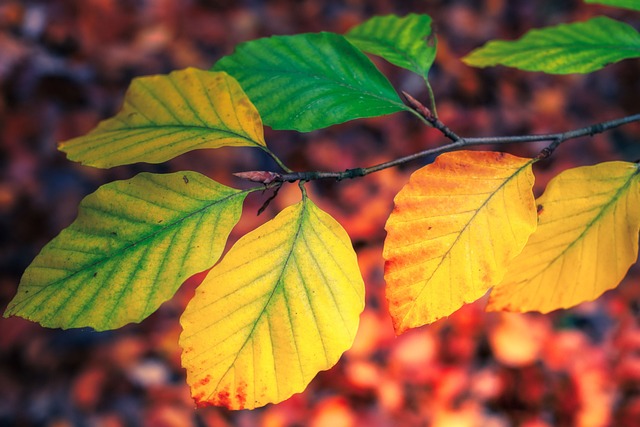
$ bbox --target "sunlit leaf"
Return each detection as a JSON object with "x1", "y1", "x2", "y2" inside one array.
[
  {"x1": 59, "y1": 68, "x2": 265, "y2": 168},
  {"x1": 180, "y1": 197, "x2": 365, "y2": 409},
  {"x1": 214, "y1": 32, "x2": 409, "y2": 131},
  {"x1": 4, "y1": 172, "x2": 246, "y2": 331},
  {"x1": 462, "y1": 17, "x2": 640, "y2": 74},
  {"x1": 346, "y1": 13, "x2": 436, "y2": 81},
  {"x1": 488, "y1": 161, "x2": 640, "y2": 313},
  {"x1": 384, "y1": 151, "x2": 536, "y2": 334},
  {"x1": 585, "y1": 0, "x2": 640, "y2": 12}
]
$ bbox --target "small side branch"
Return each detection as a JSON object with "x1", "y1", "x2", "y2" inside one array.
[{"x1": 402, "y1": 91, "x2": 463, "y2": 142}]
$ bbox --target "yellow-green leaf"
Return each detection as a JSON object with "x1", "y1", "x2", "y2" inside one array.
[
  {"x1": 462, "y1": 17, "x2": 640, "y2": 74},
  {"x1": 585, "y1": 0, "x2": 640, "y2": 12},
  {"x1": 383, "y1": 151, "x2": 536, "y2": 334},
  {"x1": 180, "y1": 198, "x2": 365, "y2": 409},
  {"x1": 4, "y1": 172, "x2": 246, "y2": 331},
  {"x1": 59, "y1": 68, "x2": 265, "y2": 168},
  {"x1": 488, "y1": 161, "x2": 640, "y2": 313}
]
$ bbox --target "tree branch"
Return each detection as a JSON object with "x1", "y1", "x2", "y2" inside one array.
[{"x1": 237, "y1": 112, "x2": 640, "y2": 184}]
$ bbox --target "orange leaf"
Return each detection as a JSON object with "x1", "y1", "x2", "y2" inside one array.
[{"x1": 383, "y1": 151, "x2": 536, "y2": 333}]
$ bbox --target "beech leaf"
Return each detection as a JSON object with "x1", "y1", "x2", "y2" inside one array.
[
  {"x1": 4, "y1": 172, "x2": 246, "y2": 330},
  {"x1": 383, "y1": 151, "x2": 536, "y2": 334},
  {"x1": 59, "y1": 68, "x2": 265, "y2": 168},
  {"x1": 488, "y1": 161, "x2": 640, "y2": 313},
  {"x1": 584, "y1": 0, "x2": 640, "y2": 12},
  {"x1": 213, "y1": 32, "x2": 409, "y2": 131},
  {"x1": 346, "y1": 13, "x2": 437, "y2": 81},
  {"x1": 462, "y1": 17, "x2": 640, "y2": 74},
  {"x1": 180, "y1": 198, "x2": 365, "y2": 409}
]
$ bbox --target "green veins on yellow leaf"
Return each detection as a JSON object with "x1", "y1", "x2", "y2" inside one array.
[
  {"x1": 179, "y1": 197, "x2": 365, "y2": 410},
  {"x1": 3, "y1": 172, "x2": 246, "y2": 331},
  {"x1": 59, "y1": 68, "x2": 265, "y2": 168},
  {"x1": 488, "y1": 161, "x2": 640, "y2": 313},
  {"x1": 383, "y1": 151, "x2": 537, "y2": 334}
]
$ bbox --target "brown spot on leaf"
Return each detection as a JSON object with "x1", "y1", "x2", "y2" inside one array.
[
  {"x1": 235, "y1": 381, "x2": 248, "y2": 409},
  {"x1": 197, "y1": 375, "x2": 211, "y2": 386},
  {"x1": 236, "y1": 98, "x2": 251, "y2": 110},
  {"x1": 193, "y1": 391, "x2": 209, "y2": 408},
  {"x1": 216, "y1": 387, "x2": 231, "y2": 408}
]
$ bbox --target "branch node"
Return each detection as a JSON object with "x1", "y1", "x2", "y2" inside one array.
[
  {"x1": 589, "y1": 123, "x2": 605, "y2": 136},
  {"x1": 342, "y1": 167, "x2": 366, "y2": 180}
]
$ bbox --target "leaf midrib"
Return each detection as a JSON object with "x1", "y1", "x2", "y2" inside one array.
[
  {"x1": 13, "y1": 187, "x2": 246, "y2": 314},
  {"x1": 483, "y1": 42, "x2": 640, "y2": 53},
  {"x1": 208, "y1": 199, "x2": 309, "y2": 404},
  {"x1": 234, "y1": 64, "x2": 408, "y2": 111},
  {"x1": 533, "y1": 167, "x2": 639, "y2": 277},
  {"x1": 399, "y1": 160, "x2": 534, "y2": 327},
  {"x1": 87, "y1": 123, "x2": 263, "y2": 146}
]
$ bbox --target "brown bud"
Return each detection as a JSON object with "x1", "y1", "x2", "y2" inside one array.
[{"x1": 233, "y1": 171, "x2": 281, "y2": 184}]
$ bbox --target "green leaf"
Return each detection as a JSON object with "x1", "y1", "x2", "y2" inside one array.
[
  {"x1": 346, "y1": 14, "x2": 436, "y2": 81},
  {"x1": 585, "y1": 0, "x2": 640, "y2": 12},
  {"x1": 462, "y1": 16, "x2": 640, "y2": 74},
  {"x1": 4, "y1": 172, "x2": 246, "y2": 331},
  {"x1": 180, "y1": 197, "x2": 365, "y2": 409},
  {"x1": 213, "y1": 32, "x2": 409, "y2": 131},
  {"x1": 59, "y1": 68, "x2": 266, "y2": 168}
]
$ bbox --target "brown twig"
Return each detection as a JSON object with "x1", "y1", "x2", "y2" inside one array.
[{"x1": 234, "y1": 109, "x2": 640, "y2": 184}]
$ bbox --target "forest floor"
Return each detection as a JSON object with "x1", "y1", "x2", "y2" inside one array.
[{"x1": 1, "y1": 1, "x2": 640, "y2": 426}]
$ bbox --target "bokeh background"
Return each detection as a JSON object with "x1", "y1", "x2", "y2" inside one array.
[{"x1": 1, "y1": 0, "x2": 640, "y2": 426}]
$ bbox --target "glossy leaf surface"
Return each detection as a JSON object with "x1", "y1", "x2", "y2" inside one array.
[
  {"x1": 214, "y1": 32, "x2": 409, "y2": 131},
  {"x1": 384, "y1": 151, "x2": 536, "y2": 334},
  {"x1": 180, "y1": 198, "x2": 365, "y2": 409},
  {"x1": 4, "y1": 172, "x2": 246, "y2": 330},
  {"x1": 463, "y1": 17, "x2": 640, "y2": 74},
  {"x1": 346, "y1": 13, "x2": 436, "y2": 81},
  {"x1": 488, "y1": 162, "x2": 640, "y2": 313},
  {"x1": 59, "y1": 68, "x2": 265, "y2": 168}
]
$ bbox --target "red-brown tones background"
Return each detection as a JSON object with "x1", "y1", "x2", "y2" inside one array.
[{"x1": 1, "y1": 0, "x2": 640, "y2": 426}]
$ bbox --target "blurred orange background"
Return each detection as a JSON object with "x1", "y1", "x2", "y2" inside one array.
[{"x1": 1, "y1": 0, "x2": 640, "y2": 426}]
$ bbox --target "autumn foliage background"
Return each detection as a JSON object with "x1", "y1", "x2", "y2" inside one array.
[{"x1": 1, "y1": 0, "x2": 640, "y2": 426}]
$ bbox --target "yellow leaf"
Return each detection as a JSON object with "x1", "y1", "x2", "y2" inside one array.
[
  {"x1": 383, "y1": 151, "x2": 536, "y2": 334},
  {"x1": 488, "y1": 161, "x2": 640, "y2": 313},
  {"x1": 179, "y1": 198, "x2": 365, "y2": 409},
  {"x1": 59, "y1": 68, "x2": 265, "y2": 168}
]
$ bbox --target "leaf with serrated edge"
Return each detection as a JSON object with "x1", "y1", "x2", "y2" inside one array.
[
  {"x1": 585, "y1": 0, "x2": 640, "y2": 12},
  {"x1": 59, "y1": 68, "x2": 265, "y2": 168},
  {"x1": 384, "y1": 151, "x2": 536, "y2": 334},
  {"x1": 346, "y1": 14, "x2": 436, "y2": 81},
  {"x1": 463, "y1": 17, "x2": 640, "y2": 74},
  {"x1": 4, "y1": 172, "x2": 246, "y2": 331},
  {"x1": 180, "y1": 198, "x2": 365, "y2": 409},
  {"x1": 488, "y1": 161, "x2": 640, "y2": 313},
  {"x1": 214, "y1": 32, "x2": 409, "y2": 132}
]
